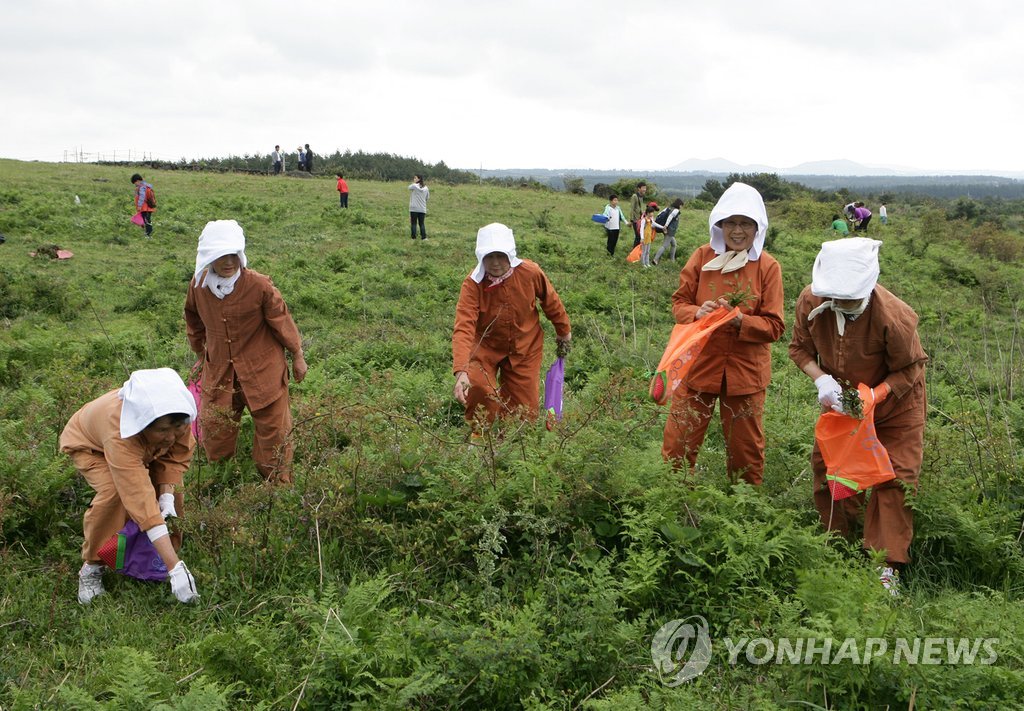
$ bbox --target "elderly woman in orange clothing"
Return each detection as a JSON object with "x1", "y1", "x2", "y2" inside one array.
[
  {"x1": 60, "y1": 368, "x2": 200, "y2": 604},
  {"x1": 184, "y1": 220, "x2": 307, "y2": 484},
  {"x1": 452, "y1": 223, "x2": 572, "y2": 425},
  {"x1": 661, "y1": 182, "x2": 785, "y2": 486},
  {"x1": 789, "y1": 237, "x2": 927, "y2": 595}
]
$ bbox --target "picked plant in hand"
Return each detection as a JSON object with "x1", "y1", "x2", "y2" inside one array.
[{"x1": 838, "y1": 379, "x2": 864, "y2": 419}]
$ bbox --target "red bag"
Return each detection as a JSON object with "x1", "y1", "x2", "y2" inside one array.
[
  {"x1": 814, "y1": 383, "x2": 895, "y2": 500},
  {"x1": 626, "y1": 243, "x2": 643, "y2": 263},
  {"x1": 186, "y1": 361, "x2": 203, "y2": 443},
  {"x1": 649, "y1": 307, "x2": 739, "y2": 404},
  {"x1": 130, "y1": 212, "x2": 145, "y2": 226}
]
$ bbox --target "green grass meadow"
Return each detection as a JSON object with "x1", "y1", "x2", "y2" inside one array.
[{"x1": 1, "y1": 159, "x2": 1024, "y2": 709}]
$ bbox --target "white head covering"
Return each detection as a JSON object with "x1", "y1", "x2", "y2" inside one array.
[
  {"x1": 194, "y1": 220, "x2": 248, "y2": 298},
  {"x1": 470, "y1": 223, "x2": 524, "y2": 283},
  {"x1": 811, "y1": 237, "x2": 881, "y2": 299},
  {"x1": 708, "y1": 182, "x2": 769, "y2": 261},
  {"x1": 117, "y1": 368, "x2": 197, "y2": 438}
]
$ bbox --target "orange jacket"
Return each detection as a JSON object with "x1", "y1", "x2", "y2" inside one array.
[
  {"x1": 184, "y1": 269, "x2": 303, "y2": 410},
  {"x1": 60, "y1": 390, "x2": 194, "y2": 531},
  {"x1": 670, "y1": 244, "x2": 785, "y2": 395},
  {"x1": 452, "y1": 259, "x2": 570, "y2": 373}
]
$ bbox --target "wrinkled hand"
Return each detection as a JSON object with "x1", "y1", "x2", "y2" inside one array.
[
  {"x1": 158, "y1": 493, "x2": 177, "y2": 520},
  {"x1": 453, "y1": 371, "x2": 470, "y2": 405},
  {"x1": 814, "y1": 374, "x2": 844, "y2": 413},
  {"x1": 695, "y1": 299, "x2": 725, "y2": 319},
  {"x1": 169, "y1": 561, "x2": 199, "y2": 603},
  {"x1": 292, "y1": 354, "x2": 308, "y2": 384},
  {"x1": 555, "y1": 334, "x2": 572, "y2": 359}
]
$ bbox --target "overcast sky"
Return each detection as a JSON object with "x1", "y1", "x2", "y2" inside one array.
[{"x1": 2, "y1": 1, "x2": 1020, "y2": 173}]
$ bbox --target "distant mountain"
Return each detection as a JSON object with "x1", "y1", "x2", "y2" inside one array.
[
  {"x1": 781, "y1": 159, "x2": 896, "y2": 176},
  {"x1": 666, "y1": 157, "x2": 775, "y2": 173}
]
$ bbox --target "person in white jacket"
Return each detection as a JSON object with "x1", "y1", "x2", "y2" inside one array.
[
  {"x1": 409, "y1": 175, "x2": 430, "y2": 240},
  {"x1": 601, "y1": 194, "x2": 630, "y2": 256}
]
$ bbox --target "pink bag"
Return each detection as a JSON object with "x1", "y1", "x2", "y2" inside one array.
[
  {"x1": 187, "y1": 361, "x2": 203, "y2": 443},
  {"x1": 130, "y1": 212, "x2": 145, "y2": 226}
]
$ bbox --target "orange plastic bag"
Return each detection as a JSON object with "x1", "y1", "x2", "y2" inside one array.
[
  {"x1": 814, "y1": 383, "x2": 895, "y2": 500},
  {"x1": 626, "y1": 243, "x2": 643, "y2": 263},
  {"x1": 649, "y1": 306, "x2": 739, "y2": 404}
]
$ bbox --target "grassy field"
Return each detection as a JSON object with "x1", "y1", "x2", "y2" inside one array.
[{"x1": 1, "y1": 158, "x2": 1023, "y2": 709}]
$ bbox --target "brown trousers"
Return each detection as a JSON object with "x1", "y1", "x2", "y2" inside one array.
[
  {"x1": 73, "y1": 450, "x2": 183, "y2": 563},
  {"x1": 661, "y1": 386, "x2": 766, "y2": 486},
  {"x1": 201, "y1": 379, "x2": 294, "y2": 483},
  {"x1": 811, "y1": 381, "x2": 925, "y2": 564},
  {"x1": 464, "y1": 349, "x2": 543, "y2": 424}
]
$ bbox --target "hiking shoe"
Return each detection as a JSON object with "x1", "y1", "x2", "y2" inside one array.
[
  {"x1": 78, "y1": 563, "x2": 106, "y2": 604},
  {"x1": 878, "y1": 566, "x2": 900, "y2": 597}
]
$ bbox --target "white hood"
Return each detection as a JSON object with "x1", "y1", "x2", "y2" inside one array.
[
  {"x1": 470, "y1": 223, "x2": 523, "y2": 283},
  {"x1": 812, "y1": 237, "x2": 882, "y2": 300},
  {"x1": 708, "y1": 182, "x2": 769, "y2": 260},
  {"x1": 117, "y1": 368, "x2": 197, "y2": 438},
  {"x1": 193, "y1": 220, "x2": 248, "y2": 283}
]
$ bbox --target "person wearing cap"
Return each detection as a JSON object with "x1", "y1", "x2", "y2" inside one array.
[
  {"x1": 183, "y1": 220, "x2": 307, "y2": 484},
  {"x1": 60, "y1": 368, "x2": 201, "y2": 604},
  {"x1": 661, "y1": 183, "x2": 785, "y2": 486},
  {"x1": 789, "y1": 237, "x2": 927, "y2": 595},
  {"x1": 452, "y1": 223, "x2": 572, "y2": 425}
]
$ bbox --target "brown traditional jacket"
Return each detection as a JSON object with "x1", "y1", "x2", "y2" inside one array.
[
  {"x1": 184, "y1": 269, "x2": 302, "y2": 410},
  {"x1": 60, "y1": 390, "x2": 194, "y2": 531},
  {"x1": 452, "y1": 259, "x2": 571, "y2": 373},
  {"x1": 789, "y1": 283, "x2": 928, "y2": 399}
]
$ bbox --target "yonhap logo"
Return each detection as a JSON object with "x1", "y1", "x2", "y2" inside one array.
[{"x1": 651, "y1": 615, "x2": 712, "y2": 685}]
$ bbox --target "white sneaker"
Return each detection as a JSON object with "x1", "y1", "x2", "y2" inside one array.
[
  {"x1": 878, "y1": 566, "x2": 900, "y2": 597},
  {"x1": 78, "y1": 563, "x2": 106, "y2": 604}
]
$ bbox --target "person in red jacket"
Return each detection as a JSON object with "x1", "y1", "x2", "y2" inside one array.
[
  {"x1": 183, "y1": 220, "x2": 307, "y2": 483},
  {"x1": 452, "y1": 223, "x2": 571, "y2": 425},
  {"x1": 131, "y1": 173, "x2": 155, "y2": 237},
  {"x1": 336, "y1": 173, "x2": 349, "y2": 208}
]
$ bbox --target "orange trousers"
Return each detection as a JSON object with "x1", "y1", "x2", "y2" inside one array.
[
  {"x1": 72, "y1": 450, "x2": 183, "y2": 563},
  {"x1": 811, "y1": 381, "x2": 925, "y2": 564},
  {"x1": 201, "y1": 380, "x2": 294, "y2": 483},
  {"x1": 661, "y1": 386, "x2": 766, "y2": 486},
  {"x1": 464, "y1": 349, "x2": 543, "y2": 424}
]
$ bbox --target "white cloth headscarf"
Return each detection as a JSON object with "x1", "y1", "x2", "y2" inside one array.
[
  {"x1": 470, "y1": 223, "x2": 523, "y2": 283},
  {"x1": 807, "y1": 237, "x2": 882, "y2": 336},
  {"x1": 117, "y1": 368, "x2": 197, "y2": 438},
  {"x1": 704, "y1": 182, "x2": 769, "y2": 273},
  {"x1": 194, "y1": 220, "x2": 248, "y2": 299}
]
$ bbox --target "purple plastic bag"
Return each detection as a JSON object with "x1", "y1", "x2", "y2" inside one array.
[
  {"x1": 130, "y1": 212, "x2": 145, "y2": 226},
  {"x1": 95, "y1": 519, "x2": 168, "y2": 581},
  {"x1": 543, "y1": 357, "x2": 565, "y2": 430}
]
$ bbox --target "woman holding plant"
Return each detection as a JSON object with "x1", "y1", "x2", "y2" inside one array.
[
  {"x1": 789, "y1": 237, "x2": 927, "y2": 594},
  {"x1": 452, "y1": 223, "x2": 571, "y2": 425},
  {"x1": 661, "y1": 182, "x2": 785, "y2": 486}
]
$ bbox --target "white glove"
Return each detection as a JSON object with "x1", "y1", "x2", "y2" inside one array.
[
  {"x1": 814, "y1": 374, "x2": 844, "y2": 413},
  {"x1": 169, "y1": 561, "x2": 199, "y2": 603},
  {"x1": 158, "y1": 493, "x2": 177, "y2": 519}
]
